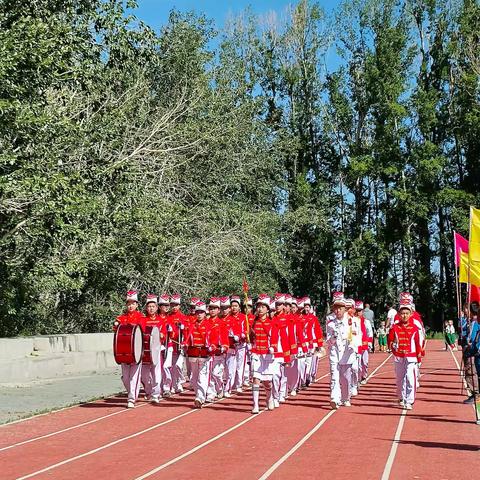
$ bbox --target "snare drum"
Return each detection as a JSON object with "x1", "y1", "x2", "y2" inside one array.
[
  {"x1": 113, "y1": 324, "x2": 143, "y2": 365},
  {"x1": 142, "y1": 326, "x2": 161, "y2": 365}
]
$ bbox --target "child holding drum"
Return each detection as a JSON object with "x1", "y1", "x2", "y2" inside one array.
[{"x1": 114, "y1": 290, "x2": 146, "y2": 408}]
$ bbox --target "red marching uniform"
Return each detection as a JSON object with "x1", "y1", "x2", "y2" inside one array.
[
  {"x1": 388, "y1": 309, "x2": 422, "y2": 409},
  {"x1": 207, "y1": 309, "x2": 229, "y2": 401}
]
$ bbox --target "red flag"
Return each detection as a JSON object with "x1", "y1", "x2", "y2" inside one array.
[
  {"x1": 454, "y1": 231, "x2": 469, "y2": 267},
  {"x1": 470, "y1": 285, "x2": 480, "y2": 303},
  {"x1": 242, "y1": 276, "x2": 249, "y2": 293}
]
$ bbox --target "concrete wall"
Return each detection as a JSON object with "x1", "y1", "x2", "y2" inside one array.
[{"x1": 0, "y1": 334, "x2": 119, "y2": 384}]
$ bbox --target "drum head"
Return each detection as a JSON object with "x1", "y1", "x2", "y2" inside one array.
[
  {"x1": 149, "y1": 326, "x2": 161, "y2": 366},
  {"x1": 133, "y1": 325, "x2": 143, "y2": 364}
]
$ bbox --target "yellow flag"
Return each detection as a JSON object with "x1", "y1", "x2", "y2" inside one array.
[
  {"x1": 470, "y1": 206, "x2": 480, "y2": 264},
  {"x1": 460, "y1": 250, "x2": 480, "y2": 286}
]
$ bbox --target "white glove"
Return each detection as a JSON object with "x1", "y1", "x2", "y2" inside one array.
[
  {"x1": 167, "y1": 325, "x2": 173, "y2": 333},
  {"x1": 179, "y1": 324, "x2": 184, "y2": 330},
  {"x1": 233, "y1": 335, "x2": 239, "y2": 342},
  {"x1": 208, "y1": 345, "x2": 215, "y2": 352},
  {"x1": 268, "y1": 346, "x2": 275, "y2": 354}
]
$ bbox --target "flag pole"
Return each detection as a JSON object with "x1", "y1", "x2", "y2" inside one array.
[{"x1": 454, "y1": 231, "x2": 462, "y2": 322}]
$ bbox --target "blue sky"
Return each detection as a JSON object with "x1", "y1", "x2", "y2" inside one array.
[{"x1": 133, "y1": 0, "x2": 341, "y2": 32}]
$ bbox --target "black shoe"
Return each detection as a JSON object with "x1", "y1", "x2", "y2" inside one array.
[{"x1": 463, "y1": 395, "x2": 475, "y2": 404}]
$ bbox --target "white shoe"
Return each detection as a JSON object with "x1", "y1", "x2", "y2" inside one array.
[
  {"x1": 342, "y1": 401, "x2": 351, "y2": 407},
  {"x1": 206, "y1": 396, "x2": 215, "y2": 403},
  {"x1": 360, "y1": 379, "x2": 367, "y2": 385},
  {"x1": 127, "y1": 401, "x2": 135, "y2": 409},
  {"x1": 236, "y1": 387, "x2": 243, "y2": 393},
  {"x1": 163, "y1": 391, "x2": 171, "y2": 398},
  {"x1": 268, "y1": 398, "x2": 275, "y2": 410},
  {"x1": 252, "y1": 406, "x2": 259, "y2": 414},
  {"x1": 273, "y1": 399, "x2": 280, "y2": 408},
  {"x1": 217, "y1": 391, "x2": 224, "y2": 399},
  {"x1": 405, "y1": 403, "x2": 413, "y2": 410},
  {"x1": 151, "y1": 397, "x2": 160, "y2": 404},
  {"x1": 175, "y1": 386, "x2": 184, "y2": 393},
  {"x1": 243, "y1": 382, "x2": 250, "y2": 387},
  {"x1": 194, "y1": 398, "x2": 203, "y2": 408},
  {"x1": 399, "y1": 400, "x2": 405, "y2": 408},
  {"x1": 290, "y1": 390, "x2": 297, "y2": 397},
  {"x1": 351, "y1": 388, "x2": 358, "y2": 396},
  {"x1": 279, "y1": 398, "x2": 286, "y2": 403},
  {"x1": 330, "y1": 400, "x2": 338, "y2": 410},
  {"x1": 224, "y1": 391, "x2": 231, "y2": 398}
]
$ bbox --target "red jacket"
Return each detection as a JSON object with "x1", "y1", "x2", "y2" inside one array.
[
  {"x1": 166, "y1": 311, "x2": 188, "y2": 352},
  {"x1": 115, "y1": 310, "x2": 146, "y2": 331},
  {"x1": 388, "y1": 322, "x2": 422, "y2": 361},
  {"x1": 273, "y1": 312, "x2": 292, "y2": 362},
  {"x1": 303, "y1": 313, "x2": 324, "y2": 349},
  {"x1": 288, "y1": 313, "x2": 306, "y2": 355},
  {"x1": 251, "y1": 316, "x2": 278, "y2": 355},
  {"x1": 209, "y1": 316, "x2": 229, "y2": 355},
  {"x1": 144, "y1": 314, "x2": 167, "y2": 340}
]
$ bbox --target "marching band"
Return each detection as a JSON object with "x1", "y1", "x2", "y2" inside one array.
[{"x1": 113, "y1": 289, "x2": 425, "y2": 413}]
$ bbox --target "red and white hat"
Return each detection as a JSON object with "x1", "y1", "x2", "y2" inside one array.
[
  {"x1": 209, "y1": 297, "x2": 221, "y2": 308},
  {"x1": 247, "y1": 297, "x2": 253, "y2": 306},
  {"x1": 345, "y1": 298, "x2": 355, "y2": 308},
  {"x1": 195, "y1": 301, "x2": 207, "y2": 313},
  {"x1": 297, "y1": 297, "x2": 305, "y2": 308},
  {"x1": 398, "y1": 299, "x2": 413, "y2": 312},
  {"x1": 190, "y1": 297, "x2": 200, "y2": 307},
  {"x1": 285, "y1": 294, "x2": 292, "y2": 304},
  {"x1": 256, "y1": 294, "x2": 271, "y2": 307},
  {"x1": 126, "y1": 290, "x2": 138, "y2": 302},
  {"x1": 220, "y1": 296, "x2": 231, "y2": 307},
  {"x1": 170, "y1": 294, "x2": 181, "y2": 305},
  {"x1": 274, "y1": 293, "x2": 286, "y2": 304},
  {"x1": 291, "y1": 297, "x2": 298, "y2": 306},
  {"x1": 146, "y1": 294, "x2": 158, "y2": 305},
  {"x1": 270, "y1": 300, "x2": 276, "y2": 311},
  {"x1": 355, "y1": 300, "x2": 364, "y2": 310},
  {"x1": 399, "y1": 292, "x2": 413, "y2": 303},
  {"x1": 158, "y1": 294, "x2": 170, "y2": 305},
  {"x1": 332, "y1": 292, "x2": 346, "y2": 306},
  {"x1": 230, "y1": 295, "x2": 241, "y2": 305},
  {"x1": 304, "y1": 297, "x2": 311, "y2": 306}
]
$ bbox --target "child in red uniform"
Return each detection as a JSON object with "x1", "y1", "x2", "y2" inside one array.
[{"x1": 114, "y1": 290, "x2": 145, "y2": 408}]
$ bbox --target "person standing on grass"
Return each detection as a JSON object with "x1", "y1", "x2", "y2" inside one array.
[
  {"x1": 388, "y1": 300, "x2": 422, "y2": 410},
  {"x1": 377, "y1": 321, "x2": 388, "y2": 352}
]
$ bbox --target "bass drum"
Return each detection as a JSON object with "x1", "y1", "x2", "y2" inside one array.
[
  {"x1": 113, "y1": 324, "x2": 143, "y2": 365},
  {"x1": 142, "y1": 326, "x2": 161, "y2": 366}
]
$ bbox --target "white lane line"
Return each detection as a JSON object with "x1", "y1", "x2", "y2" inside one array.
[
  {"x1": 366, "y1": 354, "x2": 393, "y2": 380},
  {"x1": 258, "y1": 410, "x2": 336, "y2": 480},
  {"x1": 135, "y1": 411, "x2": 264, "y2": 479},
  {"x1": 0, "y1": 403, "x2": 148, "y2": 452},
  {"x1": 380, "y1": 409, "x2": 407, "y2": 480},
  {"x1": 258, "y1": 355, "x2": 391, "y2": 480},
  {"x1": 15, "y1": 396, "x2": 225, "y2": 480}
]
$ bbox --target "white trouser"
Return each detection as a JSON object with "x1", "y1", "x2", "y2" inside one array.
[
  {"x1": 189, "y1": 357, "x2": 211, "y2": 403},
  {"x1": 141, "y1": 359, "x2": 162, "y2": 399},
  {"x1": 225, "y1": 345, "x2": 248, "y2": 392},
  {"x1": 207, "y1": 355, "x2": 225, "y2": 399},
  {"x1": 286, "y1": 358, "x2": 300, "y2": 391},
  {"x1": 121, "y1": 363, "x2": 142, "y2": 403},
  {"x1": 351, "y1": 354, "x2": 360, "y2": 392},
  {"x1": 394, "y1": 357, "x2": 417, "y2": 405},
  {"x1": 302, "y1": 354, "x2": 312, "y2": 384},
  {"x1": 330, "y1": 360, "x2": 352, "y2": 403},
  {"x1": 309, "y1": 353, "x2": 318, "y2": 380},
  {"x1": 272, "y1": 361, "x2": 287, "y2": 401},
  {"x1": 361, "y1": 349, "x2": 369, "y2": 379}
]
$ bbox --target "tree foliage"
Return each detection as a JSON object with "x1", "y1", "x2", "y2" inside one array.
[{"x1": 1, "y1": 0, "x2": 479, "y2": 336}]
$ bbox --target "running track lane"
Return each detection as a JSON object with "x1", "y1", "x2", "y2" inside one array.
[
  {"x1": 387, "y1": 342, "x2": 480, "y2": 479},
  {"x1": 255, "y1": 352, "x2": 397, "y2": 480},
  {"x1": 4, "y1": 359, "x2": 332, "y2": 479},
  {"x1": 133, "y1": 354, "x2": 390, "y2": 479}
]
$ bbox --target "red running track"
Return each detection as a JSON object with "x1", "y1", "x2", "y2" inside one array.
[{"x1": 0, "y1": 341, "x2": 477, "y2": 480}]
